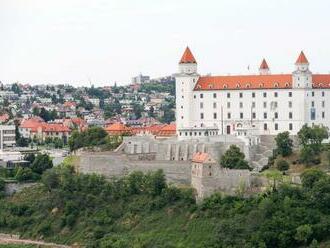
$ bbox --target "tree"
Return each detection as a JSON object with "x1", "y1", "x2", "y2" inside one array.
[
  {"x1": 24, "y1": 153, "x2": 35, "y2": 164},
  {"x1": 275, "y1": 132, "x2": 293, "y2": 157},
  {"x1": 0, "y1": 178, "x2": 5, "y2": 192},
  {"x1": 300, "y1": 146, "x2": 315, "y2": 165},
  {"x1": 31, "y1": 154, "x2": 53, "y2": 174},
  {"x1": 298, "y1": 124, "x2": 328, "y2": 154},
  {"x1": 294, "y1": 224, "x2": 313, "y2": 244},
  {"x1": 220, "y1": 145, "x2": 250, "y2": 170},
  {"x1": 15, "y1": 167, "x2": 37, "y2": 182},
  {"x1": 41, "y1": 169, "x2": 60, "y2": 192},
  {"x1": 301, "y1": 169, "x2": 327, "y2": 188},
  {"x1": 276, "y1": 159, "x2": 289, "y2": 171}
]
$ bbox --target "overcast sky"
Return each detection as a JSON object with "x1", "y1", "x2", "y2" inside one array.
[{"x1": 1, "y1": 0, "x2": 330, "y2": 86}]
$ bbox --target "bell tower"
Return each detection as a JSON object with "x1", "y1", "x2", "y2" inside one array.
[
  {"x1": 292, "y1": 51, "x2": 312, "y2": 89},
  {"x1": 259, "y1": 58, "x2": 270, "y2": 75}
]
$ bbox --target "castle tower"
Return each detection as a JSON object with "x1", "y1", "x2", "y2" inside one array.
[
  {"x1": 259, "y1": 58, "x2": 270, "y2": 75},
  {"x1": 175, "y1": 47, "x2": 199, "y2": 137},
  {"x1": 292, "y1": 51, "x2": 312, "y2": 89}
]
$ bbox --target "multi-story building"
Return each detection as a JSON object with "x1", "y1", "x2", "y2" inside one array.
[
  {"x1": 0, "y1": 125, "x2": 16, "y2": 150},
  {"x1": 175, "y1": 47, "x2": 330, "y2": 140}
]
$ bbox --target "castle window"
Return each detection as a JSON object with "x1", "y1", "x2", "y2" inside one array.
[
  {"x1": 213, "y1": 113, "x2": 217, "y2": 119},
  {"x1": 274, "y1": 92, "x2": 278, "y2": 97},
  {"x1": 181, "y1": 116, "x2": 183, "y2": 119},
  {"x1": 199, "y1": 132, "x2": 201, "y2": 136},
  {"x1": 263, "y1": 102, "x2": 267, "y2": 108},
  {"x1": 264, "y1": 123, "x2": 267, "y2": 130},
  {"x1": 227, "y1": 112, "x2": 231, "y2": 119},
  {"x1": 252, "y1": 92, "x2": 256, "y2": 98},
  {"x1": 322, "y1": 91, "x2": 325, "y2": 97},
  {"x1": 200, "y1": 113, "x2": 204, "y2": 119},
  {"x1": 289, "y1": 112, "x2": 293, "y2": 119},
  {"x1": 239, "y1": 102, "x2": 243, "y2": 108},
  {"x1": 289, "y1": 92, "x2": 292, "y2": 97},
  {"x1": 209, "y1": 172, "x2": 212, "y2": 176},
  {"x1": 227, "y1": 93, "x2": 230, "y2": 98},
  {"x1": 194, "y1": 95, "x2": 196, "y2": 99},
  {"x1": 179, "y1": 132, "x2": 182, "y2": 136},
  {"x1": 200, "y1": 102, "x2": 204, "y2": 109},
  {"x1": 312, "y1": 92, "x2": 315, "y2": 97},
  {"x1": 322, "y1": 112, "x2": 325, "y2": 119},
  {"x1": 289, "y1": 123, "x2": 293, "y2": 130},
  {"x1": 252, "y1": 102, "x2": 256, "y2": 108},
  {"x1": 213, "y1": 102, "x2": 217, "y2": 108},
  {"x1": 252, "y1": 112, "x2": 256, "y2": 119},
  {"x1": 274, "y1": 112, "x2": 278, "y2": 119},
  {"x1": 200, "y1": 93, "x2": 203, "y2": 98},
  {"x1": 263, "y1": 92, "x2": 267, "y2": 97},
  {"x1": 239, "y1": 92, "x2": 243, "y2": 98},
  {"x1": 213, "y1": 93, "x2": 217, "y2": 98},
  {"x1": 311, "y1": 101, "x2": 315, "y2": 107},
  {"x1": 289, "y1": 101, "x2": 292, "y2": 108},
  {"x1": 240, "y1": 113, "x2": 243, "y2": 119},
  {"x1": 322, "y1": 101, "x2": 325, "y2": 107},
  {"x1": 236, "y1": 84, "x2": 240, "y2": 88},
  {"x1": 275, "y1": 123, "x2": 278, "y2": 130},
  {"x1": 264, "y1": 112, "x2": 267, "y2": 119},
  {"x1": 227, "y1": 102, "x2": 231, "y2": 108},
  {"x1": 181, "y1": 105, "x2": 183, "y2": 109}
]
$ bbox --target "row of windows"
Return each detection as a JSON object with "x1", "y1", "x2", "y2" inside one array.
[
  {"x1": 194, "y1": 91, "x2": 327, "y2": 99},
  {"x1": 197, "y1": 101, "x2": 326, "y2": 109},
  {"x1": 199, "y1": 111, "x2": 326, "y2": 120}
]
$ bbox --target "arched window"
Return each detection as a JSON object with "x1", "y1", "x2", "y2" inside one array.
[
  {"x1": 285, "y1": 83, "x2": 290, "y2": 87},
  {"x1": 259, "y1": 83, "x2": 264, "y2": 88},
  {"x1": 274, "y1": 83, "x2": 279, "y2": 88},
  {"x1": 208, "y1": 84, "x2": 213, "y2": 89},
  {"x1": 246, "y1": 83, "x2": 251, "y2": 88},
  {"x1": 223, "y1": 84, "x2": 228, "y2": 89},
  {"x1": 236, "y1": 83, "x2": 241, "y2": 88},
  {"x1": 196, "y1": 85, "x2": 201, "y2": 89}
]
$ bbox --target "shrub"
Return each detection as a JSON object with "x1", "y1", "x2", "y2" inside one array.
[{"x1": 276, "y1": 160, "x2": 289, "y2": 171}]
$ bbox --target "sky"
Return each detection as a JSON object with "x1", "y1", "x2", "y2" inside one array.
[{"x1": 1, "y1": 0, "x2": 330, "y2": 86}]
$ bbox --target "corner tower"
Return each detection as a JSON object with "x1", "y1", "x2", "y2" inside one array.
[
  {"x1": 259, "y1": 58, "x2": 270, "y2": 75},
  {"x1": 175, "y1": 47, "x2": 199, "y2": 138},
  {"x1": 292, "y1": 51, "x2": 312, "y2": 89}
]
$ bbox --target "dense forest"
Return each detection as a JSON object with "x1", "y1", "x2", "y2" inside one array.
[{"x1": 0, "y1": 162, "x2": 330, "y2": 247}]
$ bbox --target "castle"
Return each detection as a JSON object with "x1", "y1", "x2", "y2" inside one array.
[{"x1": 175, "y1": 47, "x2": 330, "y2": 140}]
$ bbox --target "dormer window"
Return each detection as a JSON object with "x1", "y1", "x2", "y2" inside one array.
[
  {"x1": 208, "y1": 84, "x2": 213, "y2": 89},
  {"x1": 196, "y1": 85, "x2": 201, "y2": 89},
  {"x1": 259, "y1": 83, "x2": 264, "y2": 88},
  {"x1": 285, "y1": 83, "x2": 290, "y2": 87},
  {"x1": 246, "y1": 83, "x2": 251, "y2": 88},
  {"x1": 274, "y1": 83, "x2": 279, "y2": 88},
  {"x1": 223, "y1": 84, "x2": 228, "y2": 89},
  {"x1": 236, "y1": 84, "x2": 240, "y2": 88}
]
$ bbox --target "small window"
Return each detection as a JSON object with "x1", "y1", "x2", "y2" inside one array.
[
  {"x1": 200, "y1": 102, "x2": 204, "y2": 109},
  {"x1": 213, "y1": 93, "x2": 217, "y2": 98},
  {"x1": 264, "y1": 112, "x2": 267, "y2": 119},
  {"x1": 236, "y1": 84, "x2": 240, "y2": 88},
  {"x1": 252, "y1": 92, "x2": 256, "y2": 98},
  {"x1": 274, "y1": 92, "x2": 278, "y2": 97},
  {"x1": 311, "y1": 101, "x2": 314, "y2": 107},
  {"x1": 239, "y1": 102, "x2": 243, "y2": 108},
  {"x1": 252, "y1": 112, "x2": 256, "y2": 119},
  {"x1": 312, "y1": 92, "x2": 315, "y2": 97},
  {"x1": 289, "y1": 101, "x2": 292, "y2": 108},
  {"x1": 289, "y1": 92, "x2": 292, "y2": 97},
  {"x1": 263, "y1": 102, "x2": 267, "y2": 108},
  {"x1": 223, "y1": 84, "x2": 228, "y2": 89},
  {"x1": 227, "y1": 93, "x2": 230, "y2": 98},
  {"x1": 263, "y1": 92, "x2": 267, "y2": 97},
  {"x1": 289, "y1": 123, "x2": 293, "y2": 130},
  {"x1": 213, "y1": 113, "x2": 217, "y2": 119},
  {"x1": 322, "y1": 91, "x2": 325, "y2": 97},
  {"x1": 289, "y1": 112, "x2": 293, "y2": 119},
  {"x1": 322, "y1": 101, "x2": 325, "y2": 108},
  {"x1": 274, "y1": 112, "x2": 278, "y2": 119},
  {"x1": 252, "y1": 102, "x2": 256, "y2": 108},
  {"x1": 264, "y1": 123, "x2": 267, "y2": 130},
  {"x1": 193, "y1": 95, "x2": 196, "y2": 99},
  {"x1": 227, "y1": 102, "x2": 231, "y2": 108},
  {"x1": 322, "y1": 112, "x2": 325, "y2": 119},
  {"x1": 200, "y1": 93, "x2": 203, "y2": 98},
  {"x1": 227, "y1": 112, "x2": 231, "y2": 119},
  {"x1": 275, "y1": 123, "x2": 278, "y2": 130},
  {"x1": 239, "y1": 92, "x2": 243, "y2": 98},
  {"x1": 213, "y1": 102, "x2": 217, "y2": 108},
  {"x1": 274, "y1": 83, "x2": 279, "y2": 88},
  {"x1": 200, "y1": 113, "x2": 204, "y2": 119},
  {"x1": 240, "y1": 113, "x2": 243, "y2": 119}
]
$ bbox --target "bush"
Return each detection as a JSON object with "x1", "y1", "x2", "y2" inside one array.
[
  {"x1": 220, "y1": 145, "x2": 250, "y2": 170},
  {"x1": 275, "y1": 132, "x2": 293, "y2": 157},
  {"x1": 301, "y1": 169, "x2": 327, "y2": 188},
  {"x1": 31, "y1": 154, "x2": 53, "y2": 174},
  {"x1": 276, "y1": 160, "x2": 289, "y2": 171},
  {"x1": 15, "y1": 167, "x2": 39, "y2": 182}
]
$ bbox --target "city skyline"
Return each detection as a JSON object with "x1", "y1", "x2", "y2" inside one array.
[{"x1": 1, "y1": 0, "x2": 330, "y2": 86}]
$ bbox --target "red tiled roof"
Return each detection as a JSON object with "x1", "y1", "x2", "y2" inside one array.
[
  {"x1": 296, "y1": 51, "x2": 309, "y2": 64},
  {"x1": 105, "y1": 122, "x2": 132, "y2": 135},
  {"x1": 157, "y1": 123, "x2": 176, "y2": 137},
  {"x1": 312, "y1": 74, "x2": 330, "y2": 88},
  {"x1": 43, "y1": 123, "x2": 70, "y2": 132},
  {"x1": 0, "y1": 113, "x2": 9, "y2": 123},
  {"x1": 63, "y1": 101, "x2": 77, "y2": 108},
  {"x1": 194, "y1": 74, "x2": 292, "y2": 90},
  {"x1": 259, "y1": 59, "x2": 269, "y2": 70},
  {"x1": 192, "y1": 152, "x2": 214, "y2": 163},
  {"x1": 179, "y1": 47, "x2": 197, "y2": 64}
]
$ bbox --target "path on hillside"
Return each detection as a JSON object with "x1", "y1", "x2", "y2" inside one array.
[{"x1": 0, "y1": 233, "x2": 71, "y2": 247}]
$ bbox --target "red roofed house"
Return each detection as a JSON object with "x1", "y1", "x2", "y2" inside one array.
[
  {"x1": 176, "y1": 47, "x2": 330, "y2": 139},
  {"x1": 0, "y1": 113, "x2": 9, "y2": 124},
  {"x1": 105, "y1": 122, "x2": 132, "y2": 136}
]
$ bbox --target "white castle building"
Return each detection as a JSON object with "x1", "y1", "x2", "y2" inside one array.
[{"x1": 175, "y1": 47, "x2": 330, "y2": 140}]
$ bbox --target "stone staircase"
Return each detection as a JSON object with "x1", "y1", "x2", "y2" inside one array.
[{"x1": 251, "y1": 135, "x2": 276, "y2": 172}]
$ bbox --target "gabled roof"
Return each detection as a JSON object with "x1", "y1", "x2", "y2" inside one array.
[
  {"x1": 179, "y1": 47, "x2": 197, "y2": 64},
  {"x1": 105, "y1": 122, "x2": 132, "y2": 134},
  {"x1": 259, "y1": 59, "x2": 269, "y2": 70},
  {"x1": 296, "y1": 51, "x2": 309, "y2": 64},
  {"x1": 192, "y1": 152, "x2": 215, "y2": 163}
]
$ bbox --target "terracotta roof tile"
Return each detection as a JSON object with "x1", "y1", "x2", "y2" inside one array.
[
  {"x1": 296, "y1": 51, "x2": 309, "y2": 64},
  {"x1": 259, "y1": 59, "x2": 269, "y2": 70},
  {"x1": 192, "y1": 152, "x2": 214, "y2": 163},
  {"x1": 179, "y1": 47, "x2": 197, "y2": 64}
]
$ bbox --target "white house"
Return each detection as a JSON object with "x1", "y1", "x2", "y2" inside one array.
[{"x1": 175, "y1": 47, "x2": 330, "y2": 140}]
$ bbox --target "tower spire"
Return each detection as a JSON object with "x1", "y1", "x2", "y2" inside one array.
[
  {"x1": 259, "y1": 58, "x2": 270, "y2": 75},
  {"x1": 295, "y1": 51, "x2": 309, "y2": 64},
  {"x1": 179, "y1": 46, "x2": 197, "y2": 64}
]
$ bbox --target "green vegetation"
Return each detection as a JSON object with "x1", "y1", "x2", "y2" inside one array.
[
  {"x1": 275, "y1": 131, "x2": 293, "y2": 157},
  {"x1": 0, "y1": 165, "x2": 330, "y2": 247},
  {"x1": 276, "y1": 159, "x2": 289, "y2": 171},
  {"x1": 220, "y1": 145, "x2": 250, "y2": 170},
  {"x1": 68, "y1": 127, "x2": 122, "y2": 152}
]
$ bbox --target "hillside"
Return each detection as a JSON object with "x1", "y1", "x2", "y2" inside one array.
[{"x1": 0, "y1": 163, "x2": 330, "y2": 248}]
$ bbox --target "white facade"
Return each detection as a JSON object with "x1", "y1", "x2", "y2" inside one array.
[
  {"x1": 0, "y1": 125, "x2": 16, "y2": 150},
  {"x1": 175, "y1": 48, "x2": 330, "y2": 140}
]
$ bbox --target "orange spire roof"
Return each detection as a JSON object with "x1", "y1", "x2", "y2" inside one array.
[
  {"x1": 296, "y1": 51, "x2": 309, "y2": 64},
  {"x1": 179, "y1": 46, "x2": 197, "y2": 64},
  {"x1": 259, "y1": 58, "x2": 269, "y2": 70}
]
